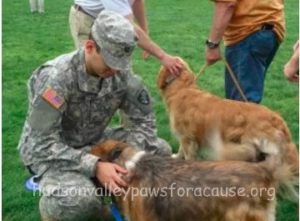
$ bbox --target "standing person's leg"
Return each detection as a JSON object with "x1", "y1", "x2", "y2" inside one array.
[
  {"x1": 69, "y1": 5, "x2": 94, "y2": 49},
  {"x1": 39, "y1": 170, "x2": 103, "y2": 221},
  {"x1": 29, "y1": 0, "x2": 37, "y2": 13},
  {"x1": 38, "y1": 0, "x2": 44, "y2": 13},
  {"x1": 224, "y1": 30, "x2": 279, "y2": 103}
]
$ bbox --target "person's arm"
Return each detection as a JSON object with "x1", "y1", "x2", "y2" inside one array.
[
  {"x1": 284, "y1": 41, "x2": 299, "y2": 82},
  {"x1": 22, "y1": 68, "x2": 98, "y2": 177},
  {"x1": 119, "y1": 73, "x2": 165, "y2": 152},
  {"x1": 131, "y1": 0, "x2": 151, "y2": 59},
  {"x1": 132, "y1": 0, "x2": 148, "y2": 34},
  {"x1": 126, "y1": 13, "x2": 182, "y2": 75},
  {"x1": 23, "y1": 68, "x2": 127, "y2": 191},
  {"x1": 205, "y1": 1, "x2": 236, "y2": 65}
]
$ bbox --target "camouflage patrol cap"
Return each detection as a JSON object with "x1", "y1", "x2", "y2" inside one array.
[{"x1": 91, "y1": 10, "x2": 137, "y2": 71}]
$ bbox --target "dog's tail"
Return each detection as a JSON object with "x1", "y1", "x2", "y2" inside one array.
[{"x1": 254, "y1": 139, "x2": 299, "y2": 202}]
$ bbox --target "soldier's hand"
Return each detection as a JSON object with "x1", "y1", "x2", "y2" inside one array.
[{"x1": 96, "y1": 162, "x2": 128, "y2": 194}]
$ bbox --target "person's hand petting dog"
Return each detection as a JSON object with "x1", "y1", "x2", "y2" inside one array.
[
  {"x1": 161, "y1": 54, "x2": 183, "y2": 77},
  {"x1": 96, "y1": 161, "x2": 128, "y2": 194}
]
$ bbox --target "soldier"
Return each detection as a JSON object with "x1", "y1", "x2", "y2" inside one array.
[{"x1": 18, "y1": 10, "x2": 171, "y2": 221}]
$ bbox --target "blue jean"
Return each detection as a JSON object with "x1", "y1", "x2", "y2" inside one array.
[{"x1": 225, "y1": 30, "x2": 279, "y2": 103}]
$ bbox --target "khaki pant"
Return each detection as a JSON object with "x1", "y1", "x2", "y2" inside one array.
[
  {"x1": 29, "y1": 0, "x2": 44, "y2": 13},
  {"x1": 69, "y1": 6, "x2": 94, "y2": 49}
]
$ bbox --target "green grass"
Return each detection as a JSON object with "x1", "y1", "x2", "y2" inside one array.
[{"x1": 3, "y1": 0, "x2": 299, "y2": 220}]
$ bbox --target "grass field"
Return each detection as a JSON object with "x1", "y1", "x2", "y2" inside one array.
[{"x1": 2, "y1": 0, "x2": 299, "y2": 220}]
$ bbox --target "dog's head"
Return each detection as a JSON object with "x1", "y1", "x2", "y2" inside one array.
[
  {"x1": 157, "y1": 58, "x2": 196, "y2": 92},
  {"x1": 90, "y1": 140, "x2": 138, "y2": 167}
]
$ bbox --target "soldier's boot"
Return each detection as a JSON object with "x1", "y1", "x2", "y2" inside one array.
[
  {"x1": 40, "y1": 211, "x2": 57, "y2": 221},
  {"x1": 40, "y1": 216, "x2": 57, "y2": 221},
  {"x1": 39, "y1": 198, "x2": 58, "y2": 221}
]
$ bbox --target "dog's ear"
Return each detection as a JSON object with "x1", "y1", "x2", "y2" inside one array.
[
  {"x1": 90, "y1": 140, "x2": 127, "y2": 161},
  {"x1": 90, "y1": 143, "x2": 106, "y2": 158},
  {"x1": 108, "y1": 146, "x2": 124, "y2": 162}
]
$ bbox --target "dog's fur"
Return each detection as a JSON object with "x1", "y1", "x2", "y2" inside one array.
[
  {"x1": 91, "y1": 139, "x2": 293, "y2": 221},
  {"x1": 157, "y1": 59, "x2": 299, "y2": 177}
]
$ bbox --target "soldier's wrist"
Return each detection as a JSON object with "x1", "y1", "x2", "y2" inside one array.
[{"x1": 81, "y1": 154, "x2": 100, "y2": 178}]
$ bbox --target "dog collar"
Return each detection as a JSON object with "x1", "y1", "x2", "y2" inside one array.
[{"x1": 110, "y1": 203, "x2": 123, "y2": 221}]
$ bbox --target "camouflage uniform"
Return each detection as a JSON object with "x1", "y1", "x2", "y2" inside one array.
[{"x1": 18, "y1": 11, "x2": 171, "y2": 221}]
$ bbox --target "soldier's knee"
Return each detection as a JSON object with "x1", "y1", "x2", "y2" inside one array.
[
  {"x1": 154, "y1": 138, "x2": 172, "y2": 156},
  {"x1": 39, "y1": 173, "x2": 102, "y2": 221},
  {"x1": 39, "y1": 187, "x2": 102, "y2": 221}
]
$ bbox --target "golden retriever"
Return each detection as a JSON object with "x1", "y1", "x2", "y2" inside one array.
[
  {"x1": 157, "y1": 59, "x2": 299, "y2": 177},
  {"x1": 90, "y1": 139, "x2": 295, "y2": 221}
]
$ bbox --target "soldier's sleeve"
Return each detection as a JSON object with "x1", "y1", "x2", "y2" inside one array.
[
  {"x1": 119, "y1": 73, "x2": 162, "y2": 151},
  {"x1": 26, "y1": 67, "x2": 99, "y2": 177}
]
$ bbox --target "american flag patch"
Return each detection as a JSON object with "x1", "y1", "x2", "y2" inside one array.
[{"x1": 42, "y1": 87, "x2": 64, "y2": 109}]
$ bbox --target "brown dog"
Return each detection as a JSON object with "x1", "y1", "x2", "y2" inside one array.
[
  {"x1": 157, "y1": 59, "x2": 299, "y2": 175},
  {"x1": 91, "y1": 139, "x2": 295, "y2": 221}
]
